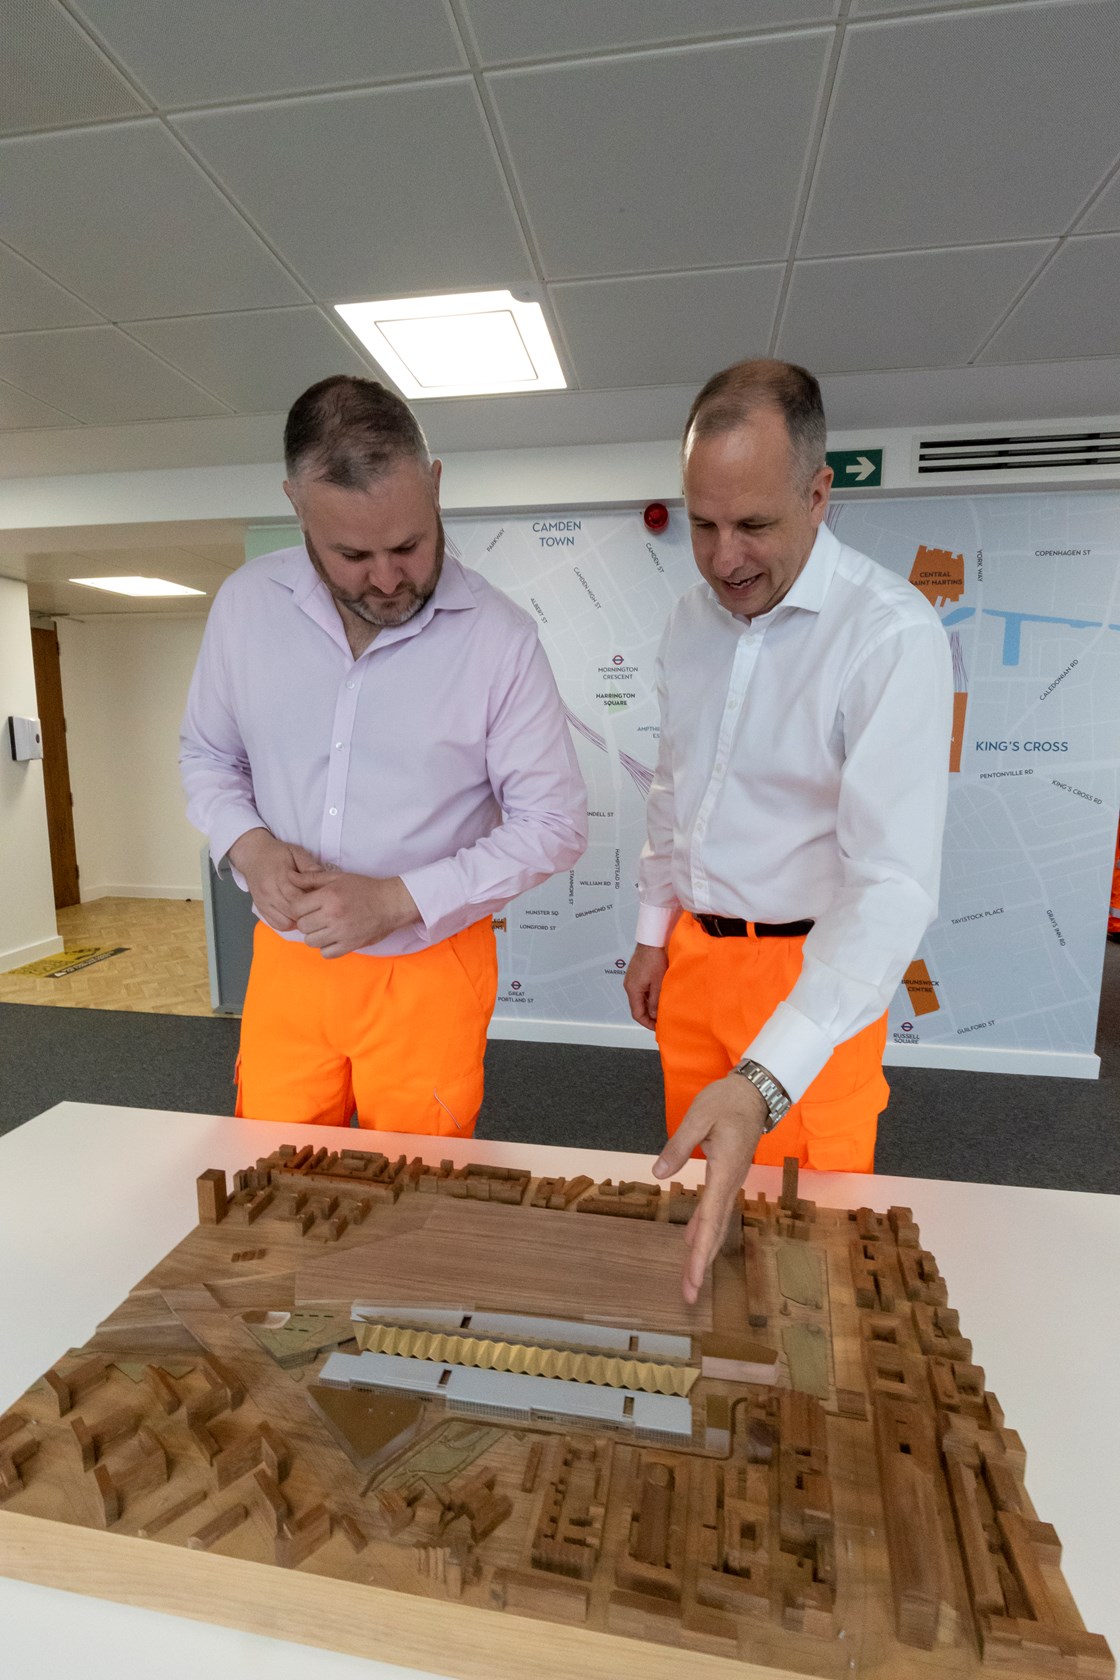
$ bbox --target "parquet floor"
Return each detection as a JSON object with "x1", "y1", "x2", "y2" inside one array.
[{"x1": 0, "y1": 898, "x2": 217, "y2": 1017}]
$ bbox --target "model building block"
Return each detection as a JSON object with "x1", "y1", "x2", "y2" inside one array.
[{"x1": 0, "y1": 1143, "x2": 1111, "y2": 1680}]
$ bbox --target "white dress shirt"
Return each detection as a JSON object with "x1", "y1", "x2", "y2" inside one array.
[
  {"x1": 636, "y1": 522, "x2": 953, "y2": 1102},
  {"x1": 181, "y1": 546, "x2": 587, "y2": 956}
]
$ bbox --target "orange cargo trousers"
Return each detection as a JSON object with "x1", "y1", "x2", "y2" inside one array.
[
  {"x1": 235, "y1": 916, "x2": 498, "y2": 1135},
  {"x1": 655, "y1": 914, "x2": 888, "y2": 1173}
]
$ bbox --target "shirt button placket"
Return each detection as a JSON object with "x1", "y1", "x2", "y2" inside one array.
[
  {"x1": 692, "y1": 635, "x2": 754, "y2": 906},
  {"x1": 322, "y1": 667, "x2": 362, "y2": 862}
]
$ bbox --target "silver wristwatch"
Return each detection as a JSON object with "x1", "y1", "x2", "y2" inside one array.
[{"x1": 732, "y1": 1059, "x2": 791, "y2": 1132}]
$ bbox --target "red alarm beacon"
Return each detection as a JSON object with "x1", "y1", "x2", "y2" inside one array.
[{"x1": 643, "y1": 501, "x2": 669, "y2": 533}]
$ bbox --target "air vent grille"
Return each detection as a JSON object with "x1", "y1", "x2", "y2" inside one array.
[{"x1": 917, "y1": 430, "x2": 1120, "y2": 475}]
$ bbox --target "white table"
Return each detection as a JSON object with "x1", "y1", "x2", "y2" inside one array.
[{"x1": 1, "y1": 1101, "x2": 1116, "y2": 1677}]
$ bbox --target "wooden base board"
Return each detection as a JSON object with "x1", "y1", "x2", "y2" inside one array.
[
  {"x1": 0, "y1": 1511, "x2": 809, "y2": 1680},
  {"x1": 0, "y1": 1148, "x2": 1110, "y2": 1680}
]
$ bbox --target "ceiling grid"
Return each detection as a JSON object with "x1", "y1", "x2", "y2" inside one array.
[
  {"x1": 0, "y1": 0, "x2": 1110, "y2": 483},
  {"x1": 765, "y1": 0, "x2": 855, "y2": 358}
]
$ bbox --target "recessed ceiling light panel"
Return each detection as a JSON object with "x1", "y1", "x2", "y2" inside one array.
[
  {"x1": 335, "y1": 290, "x2": 566, "y2": 398},
  {"x1": 70, "y1": 576, "x2": 206, "y2": 597}
]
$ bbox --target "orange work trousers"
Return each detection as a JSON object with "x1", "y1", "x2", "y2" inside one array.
[
  {"x1": 235, "y1": 917, "x2": 498, "y2": 1135},
  {"x1": 656, "y1": 913, "x2": 889, "y2": 1173}
]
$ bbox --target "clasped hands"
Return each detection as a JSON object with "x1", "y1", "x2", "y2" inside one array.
[
  {"x1": 626, "y1": 940, "x2": 769, "y2": 1303},
  {"x1": 228, "y1": 828, "x2": 418, "y2": 958}
]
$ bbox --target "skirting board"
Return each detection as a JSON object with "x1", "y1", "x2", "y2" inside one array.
[
  {"x1": 0, "y1": 934, "x2": 63, "y2": 976},
  {"x1": 884, "y1": 1041, "x2": 1099, "y2": 1079},
  {"x1": 79, "y1": 884, "x2": 200, "y2": 902},
  {"x1": 488, "y1": 1014, "x2": 656, "y2": 1050},
  {"x1": 0, "y1": 1511, "x2": 799, "y2": 1680},
  {"x1": 489, "y1": 1015, "x2": 1100, "y2": 1078}
]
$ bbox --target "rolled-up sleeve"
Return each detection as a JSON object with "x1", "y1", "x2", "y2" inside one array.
[
  {"x1": 746, "y1": 621, "x2": 953, "y2": 1100},
  {"x1": 401, "y1": 631, "x2": 588, "y2": 944}
]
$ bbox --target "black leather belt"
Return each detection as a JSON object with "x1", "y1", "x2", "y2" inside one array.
[{"x1": 695, "y1": 914, "x2": 814, "y2": 939}]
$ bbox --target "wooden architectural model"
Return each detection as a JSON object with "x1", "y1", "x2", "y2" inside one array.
[{"x1": 0, "y1": 1142, "x2": 1111, "y2": 1680}]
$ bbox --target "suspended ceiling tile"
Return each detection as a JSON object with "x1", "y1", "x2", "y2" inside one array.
[
  {"x1": 1077, "y1": 169, "x2": 1120, "y2": 235},
  {"x1": 30, "y1": 579, "x2": 213, "y2": 615},
  {"x1": 0, "y1": 242, "x2": 101, "y2": 333},
  {"x1": 0, "y1": 121, "x2": 304, "y2": 320},
  {"x1": 850, "y1": 0, "x2": 1012, "y2": 10},
  {"x1": 819, "y1": 357, "x2": 1120, "y2": 430},
  {"x1": 776, "y1": 241, "x2": 1053, "y2": 374},
  {"x1": 124, "y1": 307, "x2": 375, "y2": 413},
  {"x1": 488, "y1": 34, "x2": 831, "y2": 277},
  {"x1": 801, "y1": 1, "x2": 1120, "y2": 255},
  {"x1": 175, "y1": 83, "x2": 533, "y2": 299},
  {"x1": 69, "y1": 0, "x2": 466, "y2": 104},
  {"x1": 979, "y1": 235, "x2": 1120, "y2": 364},
  {"x1": 2, "y1": 0, "x2": 146, "y2": 136},
  {"x1": 0, "y1": 380, "x2": 77, "y2": 430},
  {"x1": 551, "y1": 266, "x2": 784, "y2": 389},
  {"x1": 26, "y1": 543, "x2": 231, "y2": 615},
  {"x1": 461, "y1": 0, "x2": 839, "y2": 62},
  {"x1": 0, "y1": 327, "x2": 229, "y2": 423},
  {"x1": 16, "y1": 545, "x2": 231, "y2": 590}
]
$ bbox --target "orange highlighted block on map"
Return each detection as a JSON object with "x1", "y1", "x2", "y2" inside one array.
[
  {"x1": 902, "y1": 959, "x2": 939, "y2": 1017},
  {"x1": 909, "y1": 545, "x2": 964, "y2": 608},
  {"x1": 949, "y1": 692, "x2": 968, "y2": 773}
]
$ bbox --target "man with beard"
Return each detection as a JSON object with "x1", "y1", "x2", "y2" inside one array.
[{"x1": 181, "y1": 376, "x2": 586, "y2": 1134}]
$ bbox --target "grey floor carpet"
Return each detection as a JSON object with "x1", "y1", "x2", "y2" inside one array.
[{"x1": 2, "y1": 941, "x2": 1117, "y2": 1194}]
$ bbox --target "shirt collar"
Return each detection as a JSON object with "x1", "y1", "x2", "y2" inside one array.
[
  {"x1": 723, "y1": 520, "x2": 840, "y2": 629},
  {"x1": 264, "y1": 544, "x2": 476, "y2": 650},
  {"x1": 778, "y1": 521, "x2": 839, "y2": 615}
]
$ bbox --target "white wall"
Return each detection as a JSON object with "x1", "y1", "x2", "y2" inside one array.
[
  {"x1": 2, "y1": 415, "x2": 1120, "y2": 535},
  {"x1": 0, "y1": 577, "x2": 61, "y2": 970},
  {"x1": 56, "y1": 615, "x2": 208, "y2": 900}
]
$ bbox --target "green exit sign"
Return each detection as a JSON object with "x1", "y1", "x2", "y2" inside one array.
[{"x1": 826, "y1": 447, "x2": 883, "y2": 487}]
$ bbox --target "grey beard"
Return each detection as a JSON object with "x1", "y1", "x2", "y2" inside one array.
[
  {"x1": 337, "y1": 583, "x2": 427, "y2": 627},
  {"x1": 305, "y1": 523, "x2": 445, "y2": 629}
]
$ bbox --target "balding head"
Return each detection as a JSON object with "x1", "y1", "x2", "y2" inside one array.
[
  {"x1": 284, "y1": 375, "x2": 430, "y2": 492},
  {"x1": 683, "y1": 359, "x2": 826, "y2": 494}
]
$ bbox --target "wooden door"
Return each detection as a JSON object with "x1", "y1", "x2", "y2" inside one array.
[{"x1": 30, "y1": 626, "x2": 80, "y2": 909}]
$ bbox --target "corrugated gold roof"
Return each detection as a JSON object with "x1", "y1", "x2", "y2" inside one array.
[{"x1": 354, "y1": 1322, "x2": 697, "y2": 1397}]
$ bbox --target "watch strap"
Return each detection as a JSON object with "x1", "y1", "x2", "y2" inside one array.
[{"x1": 732, "y1": 1059, "x2": 791, "y2": 1132}]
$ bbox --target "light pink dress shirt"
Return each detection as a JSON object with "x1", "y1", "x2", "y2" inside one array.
[{"x1": 180, "y1": 545, "x2": 587, "y2": 956}]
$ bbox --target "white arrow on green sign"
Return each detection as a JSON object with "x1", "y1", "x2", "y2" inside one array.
[{"x1": 825, "y1": 448, "x2": 882, "y2": 487}]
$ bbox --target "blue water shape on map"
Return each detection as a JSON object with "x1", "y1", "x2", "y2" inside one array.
[
  {"x1": 935, "y1": 604, "x2": 1118, "y2": 665},
  {"x1": 983, "y1": 610, "x2": 1108, "y2": 666}
]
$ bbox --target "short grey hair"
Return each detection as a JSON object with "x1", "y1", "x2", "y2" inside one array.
[
  {"x1": 683, "y1": 358, "x2": 827, "y2": 491},
  {"x1": 284, "y1": 375, "x2": 430, "y2": 489}
]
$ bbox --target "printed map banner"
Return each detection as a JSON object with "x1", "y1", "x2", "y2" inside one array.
[{"x1": 449, "y1": 493, "x2": 1120, "y2": 1077}]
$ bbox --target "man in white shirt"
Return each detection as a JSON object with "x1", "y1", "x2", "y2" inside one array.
[{"x1": 625, "y1": 360, "x2": 952, "y2": 1302}]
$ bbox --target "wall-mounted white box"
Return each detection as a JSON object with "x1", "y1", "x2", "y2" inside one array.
[{"x1": 8, "y1": 716, "x2": 43, "y2": 761}]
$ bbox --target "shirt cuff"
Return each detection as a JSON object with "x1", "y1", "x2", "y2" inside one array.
[
  {"x1": 398, "y1": 857, "x2": 464, "y2": 947},
  {"x1": 742, "y1": 999, "x2": 836, "y2": 1106},
  {"x1": 635, "y1": 902, "x2": 678, "y2": 948},
  {"x1": 210, "y1": 807, "x2": 267, "y2": 882}
]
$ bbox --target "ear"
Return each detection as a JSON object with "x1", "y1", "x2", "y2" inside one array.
[
  {"x1": 808, "y1": 464, "x2": 833, "y2": 527},
  {"x1": 282, "y1": 479, "x2": 300, "y2": 517},
  {"x1": 430, "y1": 458, "x2": 443, "y2": 504}
]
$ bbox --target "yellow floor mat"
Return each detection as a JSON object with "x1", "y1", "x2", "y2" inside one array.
[{"x1": 8, "y1": 945, "x2": 129, "y2": 979}]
